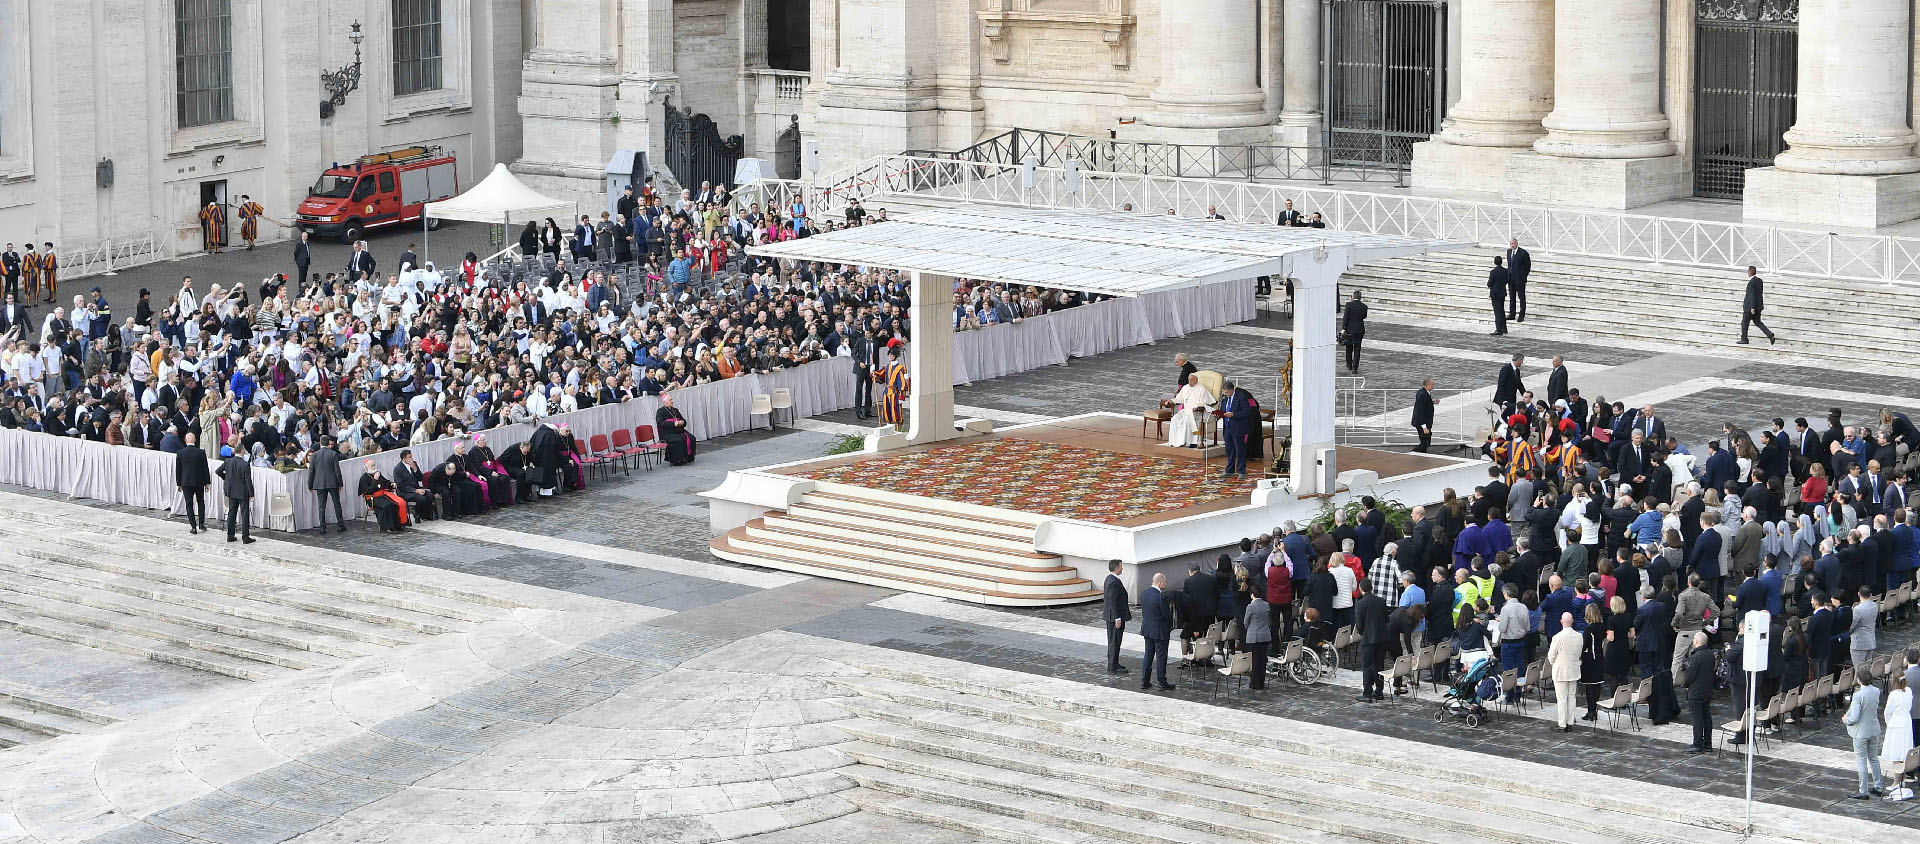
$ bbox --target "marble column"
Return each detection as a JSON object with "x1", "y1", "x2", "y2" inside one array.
[
  {"x1": 615, "y1": 0, "x2": 678, "y2": 173},
  {"x1": 869, "y1": 270, "x2": 964, "y2": 451},
  {"x1": 1745, "y1": 0, "x2": 1920, "y2": 227},
  {"x1": 1144, "y1": 0, "x2": 1268, "y2": 135},
  {"x1": 1501, "y1": 0, "x2": 1684, "y2": 208},
  {"x1": 1287, "y1": 251, "x2": 1349, "y2": 496},
  {"x1": 810, "y1": 0, "x2": 940, "y2": 173},
  {"x1": 1275, "y1": 0, "x2": 1321, "y2": 145},
  {"x1": 514, "y1": 0, "x2": 621, "y2": 205},
  {"x1": 1409, "y1": 0, "x2": 1553, "y2": 192}
]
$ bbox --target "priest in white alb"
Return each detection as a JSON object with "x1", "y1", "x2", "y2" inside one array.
[{"x1": 1164, "y1": 373, "x2": 1216, "y2": 448}]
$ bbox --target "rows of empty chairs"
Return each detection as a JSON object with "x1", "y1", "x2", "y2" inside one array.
[{"x1": 573, "y1": 425, "x2": 672, "y2": 480}]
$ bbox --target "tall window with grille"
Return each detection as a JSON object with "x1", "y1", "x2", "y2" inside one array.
[
  {"x1": 393, "y1": 0, "x2": 443, "y2": 96},
  {"x1": 175, "y1": 0, "x2": 234, "y2": 128}
]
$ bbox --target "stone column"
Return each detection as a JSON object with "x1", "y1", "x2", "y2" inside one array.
[
  {"x1": 1745, "y1": 0, "x2": 1920, "y2": 227},
  {"x1": 869, "y1": 270, "x2": 963, "y2": 451},
  {"x1": 1409, "y1": 0, "x2": 1553, "y2": 192},
  {"x1": 1143, "y1": 0, "x2": 1268, "y2": 136},
  {"x1": 514, "y1": 0, "x2": 621, "y2": 205},
  {"x1": 1287, "y1": 251, "x2": 1350, "y2": 495},
  {"x1": 1275, "y1": 0, "x2": 1321, "y2": 145},
  {"x1": 810, "y1": 0, "x2": 940, "y2": 173},
  {"x1": 1501, "y1": 0, "x2": 1684, "y2": 208},
  {"x1": 615, "y1": 0, "x2": 678, "y2": 167}
]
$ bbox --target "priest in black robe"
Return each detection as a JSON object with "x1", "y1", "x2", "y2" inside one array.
[
  {"x1": 431, "y1": 458, "x2": 483, "y2": 517},
  {"x1": 499, "y1": 441, "x2": 538, "y2": 503},
  {"x1": 527, "y1": 422, "x2": 565, "y2": 497},
  {"x1": 657, "y1": 393, "x2": 695, "y2": 466},
  {"x1": 356, "y1": 460, "x2": 408, "y2": 532}
]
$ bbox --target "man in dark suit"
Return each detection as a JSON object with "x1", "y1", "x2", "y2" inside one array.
[
  {"x1": 1636, "y1": 404, "x2": 1665, "y2": 444},
  {"x1": 1102, "y1": 560, "x2": 1131, "y2": 673},
  {"x1": 1505, "y1": 238, "x2": 1532, "y2": 323},
  {"x1": 393, "y1": 449, "x2": 438, "y2": 521},
  {"x1": 1738, "y1": 265, "x2": 1775, "y2": 345},
  {"x1": 1180, "y1": 560, "x2": 1218, "y2": 662},
  {"x1": 292, "y1": 231, "x2": 311, "y2": 294},
  {"x1": 214, "y1": 438, "x2": 255, "y2": 544},
  {"x1": 1487, "y1": 255, "x2": 1511, "y2": 335},
  {"x1": 308, "y1": 436, "x2": 345, "y2": 534},
  {"x1": 1615, "y1": 429, "x2": 1651, "y2": 492},
  {"x1": 345, "y1": 242, "x2": 375, "y2": 282},
  {"x1": 174, "y1": 433, "x2": 211, "y2": 534},
  {"x1": 1692, "y1": 511, "x2": 1725, "y2": 601},
  {"x1": 397, "y1": 243, "x2": 419, "y2": 273},
  {"x1": 1546, "y1": 356, "x2": 1569, "y2": 407},
  {"x1": 1494, "y1": 353, "x2": 1525, "y2": 410},
  {"x1": 1701, "y1": 440, "x2": 1738, "y2": 494},
  {"x1": 1683, "y1": 632, "x2": 1716, "y2": 752},
  {"x1": 572, "y1": 216, "x2": 596, "y2": 261},
  {"x1": 1354, "y1": 582, "x2": 1391, "y2": 702},
  {"x1": 1217, "y1": 381, "x2": 1259, "y2": 479},
  {"x1": 1276, "y1": 200, "x2": 1304, "y2": 227},
  {"x1": 1411, "y1": 379, "x2": 1436, "y2": 453},
  {"x1": 1140, "y1": 572, "x2": 1175, "y2": 690},
  {"x1": 0, "y1": 292, "x2": 27, "y2": 336},
  {"x1": 1341, "y1": 291, "x2": 1368, "y2": 373}
]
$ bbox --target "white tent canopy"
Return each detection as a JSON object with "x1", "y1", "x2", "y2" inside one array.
[{"x1": 424, "y1": 163, "x2": 577, "y2": 226}]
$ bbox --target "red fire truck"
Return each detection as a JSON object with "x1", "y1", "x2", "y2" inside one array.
[{"x1": 295, "y1": 146, "x2": 459, "y2": 243}]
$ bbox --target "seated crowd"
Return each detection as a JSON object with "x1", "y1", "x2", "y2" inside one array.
[{"x1": 1163, "y1": 365, "x2": 1920, "y2": 798}]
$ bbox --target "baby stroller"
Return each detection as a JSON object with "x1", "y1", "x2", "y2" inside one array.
[{"x1": 1435, "y1": 655, "x2": 1496, "y2": 728}]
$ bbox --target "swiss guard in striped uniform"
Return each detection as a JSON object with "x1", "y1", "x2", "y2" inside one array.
[
  {"x1": 198, "y1": 201, "x2": 226, "y2": 254},
  {"x1": 874, "y1": 342, "x2": 910, "y2": 432},
  {"x1": 237, "y1": 195, "x2": 265, "y2": 250},
  {"x1": 18, "y1": 243, "x2": 36, "y2": 302},
  {"x1": 37, "y1": 243, "x2": 55, "y2": 303},
  {"x1": 1503, "y1": 431, "x2": 1540, "y2": 485}
]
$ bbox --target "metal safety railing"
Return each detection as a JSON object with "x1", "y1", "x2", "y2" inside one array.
[
  {"x1": 904, "y1": 127, "x2": 1408, "y2": 186},
  {"x1": 67, "y1": 230, "x2": 164, "y2": 279},
  {"x1": 1334, "y1": 387, "x2": 1488, "y2": 449},
  {"x1": 736, "y1": 153, "x2": 1920, "y2": 285}
]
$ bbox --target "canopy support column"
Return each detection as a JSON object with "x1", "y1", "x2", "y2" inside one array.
[
  {"x1": 868, "y1": 269, "x2": 964, "y2": 452},
  {"x1": 1288, "y1": 248, "x2": 1350, "y2": 496}
]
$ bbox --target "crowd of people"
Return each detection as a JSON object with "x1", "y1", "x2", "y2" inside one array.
[{"x1": 1116, "y1": 351, "x2": 1920, "y2": 802}]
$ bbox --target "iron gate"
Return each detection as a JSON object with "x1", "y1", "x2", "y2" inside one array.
[
  {"x1": 1693, "y1": 0, "x2": 1798, "y2": 199},
  {"x1": 1322, "y1": 0, "x2": 1446, "y2": 168},
  {"x1": 663, "y1": 96, "x2": 746, "y2": 190}
]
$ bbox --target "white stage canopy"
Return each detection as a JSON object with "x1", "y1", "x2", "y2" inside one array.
[
  {"x1": 424, "y1": 163, "x2": 577, "y2": 226},
  {"x1": 749, "y1": 205, "x2": 1458, "y2": 296}
]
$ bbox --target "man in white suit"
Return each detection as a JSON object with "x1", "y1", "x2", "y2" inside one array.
[{"x1": 1547, "y1": 611, "x2": 1583, "y2": 731}]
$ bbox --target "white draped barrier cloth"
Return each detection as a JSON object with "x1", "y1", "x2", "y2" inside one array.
[{"x1": 6, "y1": 281, "x2": 1254, "y2": 530}]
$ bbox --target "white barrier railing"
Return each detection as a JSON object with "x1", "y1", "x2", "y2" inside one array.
[
  {"x1": 737, "y1": 154, "x2": 1920, "y2": 284},
  {"x1": 67, "y1": 230, "x2": 165, "y2": 279},
  {"x1": 1335, "y1": 387, "x2": 1488, "y2": 449}
]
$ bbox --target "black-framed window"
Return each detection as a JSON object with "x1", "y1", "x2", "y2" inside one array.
[
  {"x1": 393, "y1": 0, "x2": 443, "y2": 96},
  {"x1": 175, "y1": 0, "x2": 234, "y2": 127}
]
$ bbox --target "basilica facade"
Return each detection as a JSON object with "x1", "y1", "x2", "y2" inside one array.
[{"x1": 520, "y1": 0, "x2": 1920, "y2": 230}]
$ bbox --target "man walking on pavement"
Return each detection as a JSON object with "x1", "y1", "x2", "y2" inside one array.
[
  {"x1": 1487, "y1": 255, "x2": 1511, "y2": 336},
  {"x1": 1739, "y1": 265, "x2": 1776, "y2": 345}
]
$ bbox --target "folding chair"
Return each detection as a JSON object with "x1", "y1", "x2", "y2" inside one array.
[
  {"x1": 1332, "y1": 625, "x2": 1356, "y2": 671},
  {"x1": 1524, "y1": 660, "x2": 1549, "y2": 708},
  {"x1": 1426, "y1": 641, "x2": 1454, "y2": 691},
  {"x1": 1381, "y1": 654, "x2": 1417, "y2": 701},
  {"x1": 770, "y1": 387, "x2": 795, "y2": 426},
  {"x1": 1216, "y1": 651, "x2": 1253, "y2": 697},
  {"x1": 1595, "y1": 685, "x2": 1634, "y2": 732},
  {"x1": 572, "y1": 438, "x2": 606, "y2": 480},
  {"x1": 1889, "y1": 747, "x2": 1920, "y2": 801},
  {"x1": 1497, "y1": 670, "x2": 1520, "y2": 714},
  {"x1": 588, "y1": 434, "x2": 628, "y2": 476},
  {"x1": 750, "y1": 393, "x2": 774, "y2": 431},
  {"x1": 634, "y1": 425, "x2": 666, "y2": 470},
  {"x1": 610, "y1": 428, "x2": 647, "y2": 470}
]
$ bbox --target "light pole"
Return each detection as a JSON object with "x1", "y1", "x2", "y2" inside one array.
[{"x1": 320, "y1": 21, "x2": 364, "y2": 121}]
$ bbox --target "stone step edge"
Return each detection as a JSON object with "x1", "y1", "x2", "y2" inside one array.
[
  {"x1": 0, "y1": 688, "x2": 116, "y2": 726},
  {"x1": 710, "y1": 537, "x2": 1100, "y2": 607},
  {"x1": 835, "y1": 717, "x2": 1595, "y2": 844},
  {"x1": 743, "y1": 519, "x2": 1068, "y2": 571},
  {"x1": 834, "y1": 666, "x2": 1793, "y2": 844},
  {"x1": 0, "y1": 502, "x2": 523, "y2": 610},
  {"x1": 727, "y1": 528, "x2": 1089, "y2": 590},
  {"x1": 0, "y1": 592, "x2": 326, "y2": 671},
  {"x1": 0, "y1": 553, "x2": 416, "y2": 649},
  {"x1": 0, "y1": 607, "x2": 276, "y2": 682},
  {"x1": 0, "y1": 574, "x2": 379, "y2": 661}
]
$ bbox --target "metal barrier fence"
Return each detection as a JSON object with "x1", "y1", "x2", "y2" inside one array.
[
  {"x1": 905, "y1": 127, "x2": 1409, "y2": 186},
  {"x1": 738, "y1": 154, "x2": 1920, "y2": 284},
  {"x1": 67, "y1": 231, "x2": 164, "y2": 279}
]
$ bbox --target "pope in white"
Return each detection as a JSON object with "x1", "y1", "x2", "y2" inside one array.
[{"x1": 1165, "y1": 373, "x2": 1216, "y2": 448}]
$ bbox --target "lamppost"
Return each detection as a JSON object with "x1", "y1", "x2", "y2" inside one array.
[{"x1": 319, "y1": 20, "x2": 364, "y2": 120}]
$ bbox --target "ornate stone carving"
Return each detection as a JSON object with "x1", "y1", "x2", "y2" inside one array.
[
  {"x1": 977, "y1": 0, "x2": 1136, "y2": 68},
  {"x1": 1695, "y1": 0, "x2": 1798, "y2": 23}
]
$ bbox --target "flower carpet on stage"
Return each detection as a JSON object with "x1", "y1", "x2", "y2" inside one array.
[{"x1": 792, "y1": 438, "x2": 1257, "y2": 523}]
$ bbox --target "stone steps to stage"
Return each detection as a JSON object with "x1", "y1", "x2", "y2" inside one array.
[
  {"x1": 825, "y1": 665, "x2": 1819, "y2": 844},
  {"x1": 1343, "y1": 248, "x2": 1920, "y2": 368},
  {"x1": 710, "y1": 488, "x2": 1098, "y2": 607},
  {"x1": 0, "y1": 687, "x2": 114, "y2": 749},
  {"x1": 0, "y1": 494, "x2": 518, "y2": 694}
]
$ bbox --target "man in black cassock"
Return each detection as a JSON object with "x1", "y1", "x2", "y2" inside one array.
[
  {"x1": 431, "y1": 458, "x2": 483, "y2": 517},
  {"x1": 466, "y1": 434, "x2": 514, "y2": 506},
  {"x1": 500, "y1": 441, "x2": 538, "y2": 503},
  {"x1": 657, "y1": 393, "x2": 695, "y2": 466},
  {"x1": 528, "y1": 422, "x2": 565, "y2": 497},
  {"x1": 357, "y1": 460, "x2": 407, "y2": 533}
]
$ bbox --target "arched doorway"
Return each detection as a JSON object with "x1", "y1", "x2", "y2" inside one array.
[{"x1": 1693, "y1": 0, "x2": 1798, "y2": 199}]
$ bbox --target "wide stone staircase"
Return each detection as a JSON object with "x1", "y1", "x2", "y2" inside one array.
[
  {"x1": 0, "y1": 495, "x2": 520, "y2": 745},
  {"x1": 823, "y1": 662, "x2": 1826, "y2": 844},
  {"x1": 711, "y1": 486, "x2": 1099, "y2": 607},
  {"x1": 1344, "y1": 247, "x2": 1920, "y2": 369}
]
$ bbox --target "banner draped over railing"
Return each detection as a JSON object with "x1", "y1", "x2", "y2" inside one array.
[{"x1": 1, "y1": 282, "x2": 1255, "y2": 530}]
